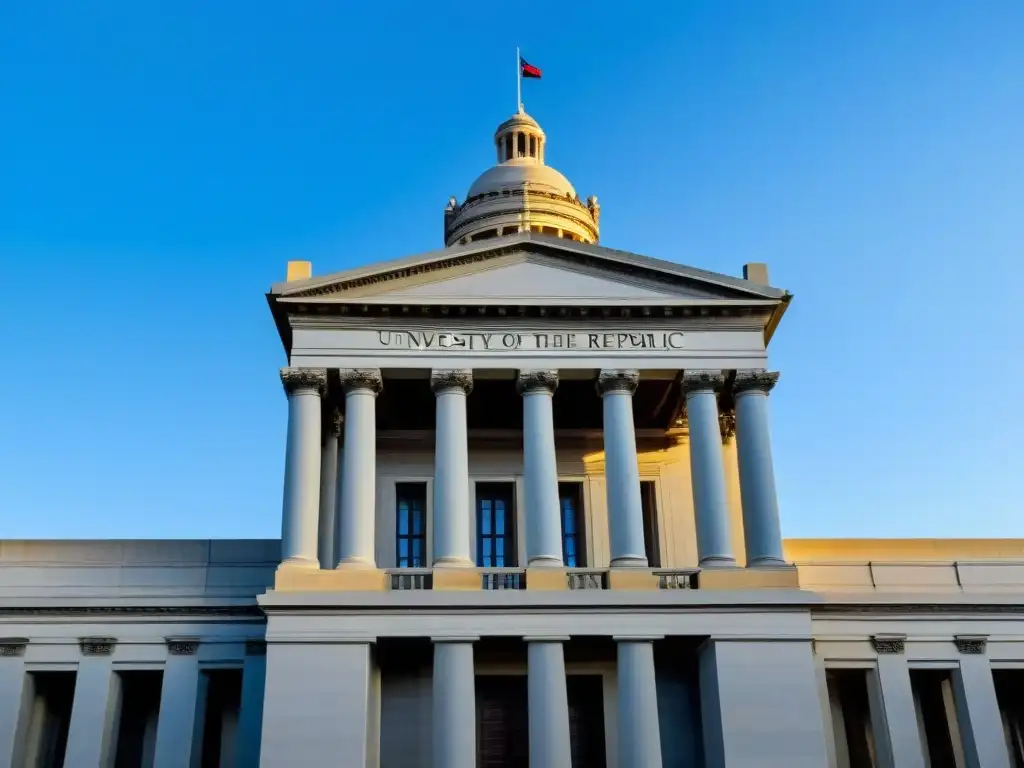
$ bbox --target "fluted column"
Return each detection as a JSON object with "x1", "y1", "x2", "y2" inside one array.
[
  {"x1": 336, "y1": 369, "x2": 382, "y2": 568},
  {"x1": 682, "y1": 371, "x2": 736, "y2": 567},
  {"x1": 432, "y1": 370, "x2": 474, "y2": 567},
  {"x1": 279, "y1": 368, "x2": 327, "y2": 568},
  {"x1": 518, "y1": 370, "x2": 563, "y2": 567},
  {"x1": 616, "y1": 638, "x2": 663, "y2": 768},
  {"x1": 598, "y1": 370, "x2": 647, "y2": 566},
  {"x1": 432, "y1": 638, "x2": 477, "y2": 768},
  {"x1": 527, "y1": 638, "x2": 572, "y2": 768},
  {"x1": 318, "y1": 408, "x2": 341, "y2": 569},
  {"x1": 733, "y1": 371, "x2": 785, "y2": 566}
]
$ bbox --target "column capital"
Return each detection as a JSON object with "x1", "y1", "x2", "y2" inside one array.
[
  {"x1": 872, "y1": 633, "x2": 907, "y2": 654},
  {"x1": 681, "y1": 369, "x2": 725, "y2": 395},
  {"x1": 734, "y1": 370, "x2": 780, "y2": 396},
  {"x1": 0, "y1": 637, "x2": 28, "y2": 656},
  {"x1": 596, "y1": 369, "x2": 639, "y2": 395},
  {"x1": 431, "y1": 369, "x2": 474, "y2": 395},
  {"x1": 430, "y1": 635, "x2": 479, "y2": 644},
  {"x1": 327, "y1": 407, "x2": 343, "y2": 437},
  {"x1": 280, "y1": 367, "x2": 327, "y2": 396},
  {"x1": 954, "y1": 635, "x2": 988, "y2": 654},
  {"x1": 79, "y1": 636, "x2": 117, "y2": 656},
  {"x1": 516, "y1": 369, "x2": 558, "y2": 395},
  {"x1": 338, "y1": 368, "x2": 383, "y2": 395},
  {"x1": 165, "y1": 637, "x2": 200, "y2": 655}
]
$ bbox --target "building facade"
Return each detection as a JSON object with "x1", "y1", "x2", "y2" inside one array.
[{"x1": 2, "y1": 110, "x2": 1024, "y2": 768}]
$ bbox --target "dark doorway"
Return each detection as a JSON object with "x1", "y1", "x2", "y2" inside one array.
[
  {"x1": 476, "y1": 483, "x2": 516, "y2": 567},
  {"x1": 568, "y1": 675, "x2": 607, "y2": 767},
  {"x1": 476, "y1": 675, "x2": 528, "y2": 768}
]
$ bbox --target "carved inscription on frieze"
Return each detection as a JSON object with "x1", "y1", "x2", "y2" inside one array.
[{"x1": 376, "y1": 330, "x2": 684, "y2": 352}]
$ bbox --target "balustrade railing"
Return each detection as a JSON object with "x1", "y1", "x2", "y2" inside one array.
[
  {"x1": 654, "y1": 569, "x2": 699, "y2": 590},
  {"x1": 389, "y1": 569, "x2": 433, "y2": 590},
  {"x1": 567, "y1": 569, "x2": 607, "y2": 589},
  {"x1": 480, "y1": 568, "x2": 526, "y2": 591}
]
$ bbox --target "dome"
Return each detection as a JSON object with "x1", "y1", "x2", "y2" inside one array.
[
  {"x1": 467, "y1": 158, "x2": 576, "y2": 199},
  {"x1": 443, "y1": 109, "x2": 601, "y2": 246}
]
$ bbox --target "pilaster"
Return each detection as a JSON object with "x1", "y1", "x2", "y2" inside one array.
[
  {"x1": 0, "y1": 639, "x2": 28, "y2": 768},
  {"x1": 236, "y1": 641, "x2": 267, "y2": 768},
  {"x1": 868, "y1": 634, "x2": 926, "y2": 768},
  {"x1": 65, "y1": 637, "x2": 119, "y2": 768},
  {"x1": 153, "y1": 638, "x2": 203, "y2": 768},
  {"x1": 951, "y1": 636, "x2": 1011, "y2": 768}
]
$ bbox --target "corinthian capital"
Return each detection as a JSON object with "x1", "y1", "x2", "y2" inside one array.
[
  {"x1": 681, "y1": 370, "x2": 725, "y2": 396},
  {"x1": 338, "y1": 369, "x2": 383, "y2": 395},
  {"x1": 280, "y1": 367, "x2": 327, "y2": 396},
  {"x1": 431, "y1": 369, "x2": 474, "y2": 395},
  {"x1": 734, "y1": 370, "x2": 780, "y2": 396},
  {"x1": 596, "y1": 369, "x2": 639, "y2": 396},
  {"x1": 516, "y1": 370, "x2": 558, "y2": 395}
]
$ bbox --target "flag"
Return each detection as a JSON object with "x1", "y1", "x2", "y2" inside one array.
[{"x1": 520, "y1": 57, "x2": 542, "y2": 79}]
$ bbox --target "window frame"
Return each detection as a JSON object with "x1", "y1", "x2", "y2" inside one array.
[
  {"x1": 558, "y1": 481, "x2": 586, "y2": 567},
  {"x1": 395, "y1": 482, "x2": 428, "y2": 568},
  {"x1": 475, "y1": 482, "x2": 517, "y2": 568}
]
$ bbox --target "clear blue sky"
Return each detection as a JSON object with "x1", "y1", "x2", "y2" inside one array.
[{"x1": 1, "y1": 1, "x2": 1021, "y2": 540}]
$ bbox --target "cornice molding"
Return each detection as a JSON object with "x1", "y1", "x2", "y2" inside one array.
[
  {"x1": 0, "y1": 606, "x2": 263, "y2": 618},
  {"x1": 596, "y1": 369, "x2": 639, "y2": 396},
  {"x1": 280, "y1": 367, "x2": 327, "y2": 396},
  {"x1": 431, "y1": 369, "x2": 474, "y2": 395},
  {"x1": 516, "y1": 369, "x2": 558, "y2": 395},
  {"x1": 734, "y1": 370, "x2": 780, "y2": 396}
]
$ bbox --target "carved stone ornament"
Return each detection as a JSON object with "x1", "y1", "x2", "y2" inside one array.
[
  {"x1": 871, "y1": 634, "x2": 906, "y2": 654},
  {"x1": 327, "y1": 407, "x2": 343, "y2": 437},
  {"x1": 338, "y1": 369, "x2": 383, "y2": 395},
  {"x1": 0, "y1": 638, "x2": 28, "y2": 657},
  {"x1": 431, "y1": 369, "x2": 474, "y2": 395},
  {"x1": 681, "y1": 370, "x2": 725, "y2": 396},
  {"x1": 245, "y1": 640, "x2": 267, "y2": 656},
  {"x1": 79, "y1": 636, "x2": 116, "y2": 656},
  {"x1": 718, "y1": 410, "x2": 736, "y2": 442},
  {"x1": 516, "y1": 370, "x2": 558, "y2": 395},
  {"x1": 596, "y1": 369, "x2": 640, "y2": 396},
  {"x1": 166, "y1": 637, "x2": 200, "y2": 655},
  {"x1": 733, "y1": 370, "x2": 780, "y2": 396},
  {"x1": 280, "y1": 367, "x2": 327, "y2": 396},
  {"x1": 954, "y1": 635, "x2": 987, "y2": 655}
]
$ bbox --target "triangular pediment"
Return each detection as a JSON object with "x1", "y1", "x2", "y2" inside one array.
[{"x1": 273, "y1": 233, "x2": 787, "y2": 306}]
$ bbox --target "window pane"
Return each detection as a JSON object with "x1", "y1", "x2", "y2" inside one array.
[
  {"x1": 495, "y1": 507, "x2": 505, "y2": 534},
  {"x1": 399, "y1": 539, "x2": 408, "y2": 558},
  {"x1": 483, "y1": 538, "x2": 492, "y2": 558},
  {"x1": 412, "y1": 538, "x2": 423, "y2": 566},
  {"x1": 398, "y1": 506, "x2": 409, "y2": 535},
  {"x1": 496, "y1": 538, "x2": 504, "y2": 557},
  {"x1": 563, "y1": 506, "x2": 575, "y2": 534},
  {"x1": 413, "y1": 507, "x2": 423, "y2": 535},
  {"x1": 566, "y1": 538, "x2": 575, "y2": 558},
  {"x1": 495, "y1": 500, "x2": 505, "y2": 515},
  {"x1": 481, "y1": 509, "x2": 491, "y2": 535}
]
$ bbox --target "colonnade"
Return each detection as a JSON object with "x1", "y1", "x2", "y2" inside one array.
[{"x1": 278, "y1": 366, "x2": 785, "y2": 573}]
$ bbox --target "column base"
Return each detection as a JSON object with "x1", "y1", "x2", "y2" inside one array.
[
  {"x1": 698, "y1": 555, "x2": 738, "y2": 568},
  {"x1": 609, "y1": 555, "x2": 648, "y2": 568},
  {"x1": 747, "y1": 555, "x2": 788, "y2": 568},
  {"x1": 274, "y1": 566, "x2": 388, "y2": 592},
  {"x1": 527, "y1": 555, "x2": 564, "y2": 568},
  {"x1": 432, "y1": 556, "x2": 476, "y2": 568},
  {"x1": 335, "y1": 556, "x2": 377, "y2": 570},
  {"x1": 278, "y1": 555, "x2": 320, "y2": 569}
]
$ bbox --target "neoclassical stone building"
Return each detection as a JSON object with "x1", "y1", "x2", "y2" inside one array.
[{"x1": 2, "y1": 109, "x2": 1024, "y2": 768}]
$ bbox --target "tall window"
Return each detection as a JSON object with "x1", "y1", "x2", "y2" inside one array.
[
  {"x1": 396, "y1": 482, "x2": 427, "y2": 568},
  {"x1": 477, "y1": 483, "x2": 515, "y2": 567},
  {"x1": 559, "y1": 482, "x2": 585, "y2": 567},
  {"x1": 641, "y1": 481, "x2": 661, "y2": 567},
  {"x1": 826, "y1": 669, "x2": 878, "y2": 768}
]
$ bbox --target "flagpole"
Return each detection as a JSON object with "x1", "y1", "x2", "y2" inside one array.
[{"x1": 516, "y1": 46, "x2": 522, "y2": 112}]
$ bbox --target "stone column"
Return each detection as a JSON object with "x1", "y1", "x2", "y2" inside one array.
[
  {"x1": 616, "y1": 637, "x2": 663, "y2": 768},
  {"x1": 598, "y1": 370, "x2": 647, "y2": 567},
  {"x1": 318, "y1": 408, "x2": 341, "y2": 569},
  {"x1": 336, "y1": 369, "x2": 382, "y2": 568},
  {"x1": 432, "y1": 370, "x2": 474, "y2": 567},
  {"x1": 526, "y1": 638, "x2": 572, "y2": 767},
  {"x1": 279, "y1": 368, "x2": 327, "y2": 568},
  {"x1": 681, "y1": 371, "x2": 736, "y2": 567},
  {"x1": 733, "y1": 370, "x2": 785, "y2": 566},
  {"x1": 0, "y1": 639, "x2": 28, "y2": 768},
  {"x1": 518, "y1": 371, "x2": 564, "y2": 567},
  {"x1": 235, "y1": 641, "x2": 266, "y2": 768},
  {"x1": 64, "y1": 638, "x2": 119, "y2": 767},
  {"x1": 432, "y1": 638, "x2": 477, "y2": 768},
  {"x1": 868, "y1": 635, "x2": 926, "y2": 768},
  {"x1": 951, "y1": 636, "x2": 1011, "y2": 768},
  {"x1": 153, "y1": 638, "x2": 202, "y2": 768}
]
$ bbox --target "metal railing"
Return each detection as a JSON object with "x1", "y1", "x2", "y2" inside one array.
[
  {"x1": 480, "y1": 569, "x2": 526, "y2": 590},
  {"x1": 654, "y1": 569, "x2": 699, "y2": 590},
  {"x1": 388, "y1": 569, "x2": 433, "y2": 590}
]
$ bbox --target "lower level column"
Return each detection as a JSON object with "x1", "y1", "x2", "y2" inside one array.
[
  {"x1": 951, "y1": 637, "x2": 1011, "y2": 768},
  {"x1": 64, "y1": 640, "x2": 119, "y2": 767},
  {"x1": 527, "y1": 638, "x2": 572, "y2": 768},
  {"x1": 868, "y1": 635, "x2": 926, "y2": 768},
  {"x1": 153, "y1": 639, "x2": 203, "y2": 768},
  {"x1": 0, "y1": 640, "x2": 28, "y2": 768},
  {"x1": 616, "y1": 638, "x2": 663, "y2": 768},
  {"x1": 432, "y1": 638, "x2": 477, "y2": 768},
  {"x1": 598, "y1": 370, "x2": 648, "y2": 566},
  {"x1": 260, "y1": 640, "x2": 374, "y2": 765},
  {"x1": 235, "y1": 641, "x2": 267, "y2": 768}
]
